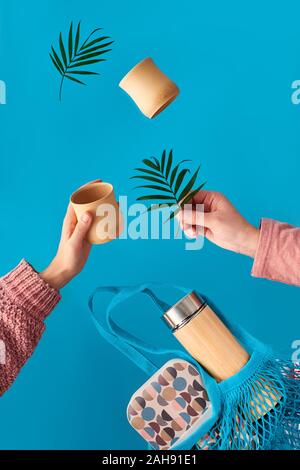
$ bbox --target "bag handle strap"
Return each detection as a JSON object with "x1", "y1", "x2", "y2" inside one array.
[{"x1": 88, "y1": 283, "x2": 192, "y2": 376}]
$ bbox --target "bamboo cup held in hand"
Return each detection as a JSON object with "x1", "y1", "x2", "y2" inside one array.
[
  {"x1": 163, "y1": 292, "x2": 280, "y2": 418},
  {"x1": 71, "y1": 182, "x2": 123, "y2": 245},
  {"x1": 119, "y1": 58, "x2": 179, "y2": 118}
]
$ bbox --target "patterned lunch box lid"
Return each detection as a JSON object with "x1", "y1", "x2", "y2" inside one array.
[{"x1": 127, "y1": 359, "x2": 212, "y2": 450}]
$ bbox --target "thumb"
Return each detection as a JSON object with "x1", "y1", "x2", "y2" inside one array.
[{"x1": 71, "y1": 212, "x2": 93, "y2": 245}]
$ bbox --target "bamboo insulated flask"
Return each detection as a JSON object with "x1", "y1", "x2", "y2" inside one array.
[
  {"x1": 163, "y1": 292, "x2": 249, "y2": 382},
  {"x1": 163, "y1": 292, "x2": 281, "y2": 418},
  {"x1": 71, "y1": 182, "x2": 123, "y2": 245},
  {"x1": 119, "y1": 58, "x2": 179, "y2": 118}
]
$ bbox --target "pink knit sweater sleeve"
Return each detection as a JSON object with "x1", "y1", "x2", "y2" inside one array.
[
  {"x1": 252, "y1": 219, "x2": 300, "y2": 286},
  {"x1": 0, "y1": 260, "x2": 61, "y2": 395}
]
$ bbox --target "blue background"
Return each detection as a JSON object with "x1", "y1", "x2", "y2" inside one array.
[{"x1": 1, "y1": 0, "x2": 300, "y2": 449}]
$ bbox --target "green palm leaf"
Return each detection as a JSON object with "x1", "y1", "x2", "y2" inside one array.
[
  {"x1": 72, "y1": 49, "x2": 111, "y2": 63},
  {"x1": 131, "y1": 175, "x2": 169, "y2": 185},
  {"x1": 81, "y1": 28, "x2": 102, "y2": 49},
  {"x1": 174, "y1": 169, "x2": 190, "y2": 195},
  {"x1": 81, "y1": 35, "x2": 110, "y2": 50},
  {"x1": 49, "y1": 53, "x2": 62, "y2": 75},
  {"x1": 134, "y1": 184, "x2": 173, "y2": 193},
  {"x1": 67, "y1": 70, "x2": 99, "y2": 75},
  {"x1": 50, "y1": 21, "x2": 113, "y2": 101},
  {"x1": 177, "y1": 166, "x2": 201, "y2": 202},
  {"x1": 137, "y1": 195, "x2": 176, "y2": 201},
  {"x1": 170, "y1": 160, "x2": 190, "y2": 188},
  {"x1": 68, "y1": 59, "x2": 105, "y2": 68},
  {"x1": 133, "y1": 167, "x2": 164, "y2": 178},
  {"x1": 77, "y1": 41, "x2": 114, "y2": 55},
  {"x1": 68, "y1": 22, "x2": 73, "y2": 61},
  {"x1": 51, "y1": 47, "x2": 64, "y2": 73},
  {"x1": 165, "y1": 150, "x2": 173, "y2": 178},
  {"x1": 151, "y1": 157, "x2": 160, "y2": 168},
  {"x1": 131, "y1": 150, "x2": 206, "y2": 223},
  {"x1": 161, "y1": 150, "x2": 166, "y2": 174},
  {"x1": 180, "y1": 182, "x2": 206, "y2": 206},
  {"x1": 65, "y1": 75, "x2": 86, "y2": 85},
  {"x1": 59, "y1": 32, "x2": 67, "y2": 67},
  {"x1": 165, "y1": 206, "x2": 181, "y2": 223},
  {"x1": 142, "y1": 159, "x2": 160, "y2": 171},
  {"x1": 74, "y1": 21, "x2": 81, "y2": 54}
]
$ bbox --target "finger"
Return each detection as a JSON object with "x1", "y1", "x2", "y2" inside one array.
[
  {"x1": 181, "y1": 221, "x2": 209, "y2": 239},
  {"x1": 63, "y1": 180, "x2": 101, "y2": 239},
  {"x1": 181, "y1": 223, "x2": 197, "y2": 239},
  {"x1": 70, "y1": 211, "x2": 93, "y2": 246},
  {"x1": 179, "y1": 207, "x2": 203, "y2": 226},
  {"x1": 62, "y1": 203, "x2": 77, "y2": 238},
  {"x1": 179, "y1": 208, "x2": 215, "y2": 228},
  {"x1": 188, "y1": 190, "x2": 219, "y2": 212}
]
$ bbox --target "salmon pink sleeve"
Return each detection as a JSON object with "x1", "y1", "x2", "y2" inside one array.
[
  {"x1": 0, "y1": 260, "x2": 61, "y2": 395},
  {"x1": 252, "y1": 219, "x2": 300, "y2": 287}
]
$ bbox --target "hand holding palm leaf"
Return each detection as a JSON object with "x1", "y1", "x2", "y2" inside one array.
[
  {"x1": 50, "y1": 21, "x2": 114, "y2": 101},
  {"x1": 131, "y1": 150, "x2": 206, "y2": 221}
]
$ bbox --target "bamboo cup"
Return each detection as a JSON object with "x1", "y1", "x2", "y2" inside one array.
[
  {"x1": 70, "y1": 182, "x2": 123, "y2": 245},
  {"x1": 119, "y1": 58, "x2": 179, "y2": 118},
  {"x1": 163, "y1": 292, "x2": 280, "y2": 418}
]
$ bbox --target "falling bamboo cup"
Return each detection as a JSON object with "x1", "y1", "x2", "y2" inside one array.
[
  {"x1": 163, "y1": 291, "x2": 280, "y2": 418},
  {"x1": 119, "y1": 57, "x2": 179, "y2": 118},
  {"x1": 70, "y1": 182, "x2": 123, "y2": 245}
]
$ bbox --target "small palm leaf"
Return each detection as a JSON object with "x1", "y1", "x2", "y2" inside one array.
[
  {"x1": 134, "y1": 185, "x2": 173, "y2": 193},
  {"x1": 68, "y1": 22, "x2": 73, "y2": 61},
  {"x1": 170, "y1": 160, "x2": 190, "y2": 188},
  {"x1": 68, "y1": 59, "x2": 105, "y2": 68},
  {"x1": 151, "y1": 156, "x2": 160, "y2": 168},
  {"x1": 133, "y1": 167, "x2": 164, "y2": 179},
  {"x1": 177, "y1": 166, "x2": 201, "y2": 202},
  {"x1": 81, "y1": 35, "x2": 110, "y2": 50},
  {"x1": 59, "y1": 32, "x2": 68, "y2": 67},
  {"x1": 174, "y1": 169, "x2": 190, "y2": 194},
  {"x1": 50, "y1": 21, "x2": 114, "y2": 101},
  {"x1": 51, "y1": 47, "x2": 64, "y2": 73},
  {"x1": 165, "y1": 206, "x2": 182, "y2": 223},
  {"x1": 142, "y1": 159, "x2": 160, "y2": 171},
  {"x1": 72, "y1": 49, "x2": 111, "y2": 63},
  {"x1": 165, "y1": 150, "x2": 173, "y2": 178},
  {"x1": 49, "y1": 53, "x2": 62, "y2": 75},
  {"x1": 77, "y1": 41, "x2": 114, "y2": 55},
  {"x1": 74, "y1": 21, "x2": 81, "y2": 54},
  {"x1": 81, "y1": 28, "x2": 102, "y2": 49},
  {"x1": 131, "y1": 150, "x2": 206, "y2": 224},
  {"x1": 137, "y1": 195, "x2": 176, "y2": 201},
  {"x1": 161, "y1": 150, "x2": 166, "y2": 174},
  {"x1": 180, "y1": 182, "x2": 206, "y2": 206},
  {"x1": 67, "y1": 70, "x2": 99, "y2": 76},
  {"x1": 131, "y1": 175, "x2": 169, "y2": 185},
  {"x1": 65, "y1": 75, "x2": 86, "y2": 85}
]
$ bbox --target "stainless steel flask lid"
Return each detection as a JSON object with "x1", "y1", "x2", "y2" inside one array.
[{"x1": 163, "y1": 291, "x2": 206, "y2": 330}]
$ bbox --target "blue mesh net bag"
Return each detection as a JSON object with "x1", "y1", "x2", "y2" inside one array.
[
  {"x1": 197, "y1": 354, "x2": 300, "y2": 450},
  {"x1": 196, "y1": 298, "x2": 300, "y2": 450},
  {"x1": 89, "y1": 283, "x2": 300, "y2": 450}
]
